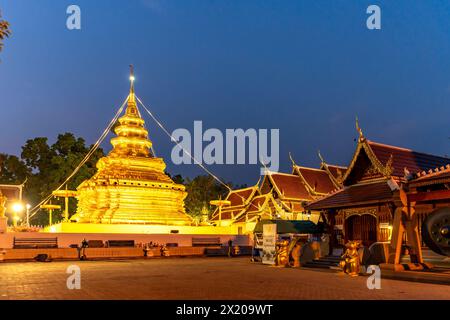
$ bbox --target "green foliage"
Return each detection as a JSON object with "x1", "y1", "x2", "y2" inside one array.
[
  {"x1": 183, "y1": 175, "x2": 231, "y2": 220},
  {"x1": 0, "y1": 154, "x2": 29, "y2": 184},
  {"x1": 0, "y1": 10, "x2": 11, "y2": 52}
]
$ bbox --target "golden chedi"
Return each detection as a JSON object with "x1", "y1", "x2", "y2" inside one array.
[{"x1": 73, "y1": 68, "x2": 192, "y2": 226}]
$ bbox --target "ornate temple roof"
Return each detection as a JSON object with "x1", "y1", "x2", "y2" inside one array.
[
  {"x1": 292, "y1": 166, "x2": 340, "y2": 195},
  {"x1": 210, "y1": 185, "x2": 259, "y2": 221},
  {"x1": 368, "y1": 141, "x2": 450, "y2": 178},
  {"x1": 342, "y1": 127, "x2": 450, "y2": 186},
  {"x1": 318, "y1": 151, "x2": 346, "y2": 187},
  {"x1": 409, "y1": 164, "x2": 450, "y2": 188},
  {"x1": 226, "y1": 186, "x2": 258, "y2": 207},
  {"x1": 263, "y1": 171, "x2": 312, "y2": 200},
  {"x1": 323, "y1": 164, "x2": 347, "y2": 179},
  {"x1": 306, "y1": 123, "x2": 450, "y2": 211},
  {"x1": 211, "y1": 162, "x2": 341, "y2": 224},
  {"x1": 306, "y1": 179, "x2": 399, "y2": 210},
  {"x1": 235, "y1": 193, "x2": 281, "y2": 222}
]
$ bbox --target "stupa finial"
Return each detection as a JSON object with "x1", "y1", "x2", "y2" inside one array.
[
  {"x1": 355, "y1": 116, "x2": 364, "y2": 140},
  {"x1": 128, "y1": 65, "x2": 136, "y2": 104}
]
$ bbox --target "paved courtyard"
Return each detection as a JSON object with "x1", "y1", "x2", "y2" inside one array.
[{"x1": 0, "y1": 257, "x2": 449, "y2": 300}]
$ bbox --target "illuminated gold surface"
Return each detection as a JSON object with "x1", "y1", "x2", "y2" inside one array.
[
  {"x1": 44, "y1": 222, "x2": 237, "y2": 234},
  {"x1": 41, "y1": 204, "x2": 61, "y2": 226},
  {"x1": 339, "y1": 240, "x2": 361, "y2": 276},
  {"x1": 0, "y1": 192, "x2": 6, "y2": 218},
  {"x1": 72, "y1": 70, "x2": 192, "y2": 226},
  {"x1": 275, "y1": 239, "x2": 290, "y2": 267}
]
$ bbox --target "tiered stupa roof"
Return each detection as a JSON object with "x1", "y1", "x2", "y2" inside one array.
[{"x1": 73, "y1": 68, "x2": 192, "y2": 225}]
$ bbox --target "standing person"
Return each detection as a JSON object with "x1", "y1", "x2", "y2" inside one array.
[
  {"x1": 227, "y1": 239, "x2": 233, "y2": 257},
  {"x1": 78, "y1": 238, "x2": 88, "y2": 260}
]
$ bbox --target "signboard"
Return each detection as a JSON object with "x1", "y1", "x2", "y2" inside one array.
[
  {"x1": 0, "y1": 185, "x2": 23, "y2": 202},
  {"x1": 262, "y1": 223, "x2": 277, "y2": 265}
]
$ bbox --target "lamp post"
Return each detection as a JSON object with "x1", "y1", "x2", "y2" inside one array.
[
  {"x1": 11, "y1": 202, "x2": 24, "y2": 228},
  {"x1": 40, "y1": 204, "x2": 61, "y2": 226},
  {"x1": 52, "y1": 188, "x2": 77, "y2": 222},
  {"x1": 26, "y1": 204, "x2": 31, "y2": 227},
  {"x1": 306, "y1": 210, "x2": 312, "y2": 221},
  {"x1": 210, "y1": 200, "x2": 231, "y2": 227}
]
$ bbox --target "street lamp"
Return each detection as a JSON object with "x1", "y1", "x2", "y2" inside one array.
[
  {"x1": 26, "y1": 204, "x2": 31, "y2": 227},
  {"x1": 306, "y1": 210, "x2": 312, "y2": 221},
  {"x1": 11, "y1": 202, "x2": 24, "y2": 227}
]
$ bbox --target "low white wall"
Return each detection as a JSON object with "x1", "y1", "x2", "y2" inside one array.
[{"x1": 0, "y1": 232, "x2": 251, "y2": 249}]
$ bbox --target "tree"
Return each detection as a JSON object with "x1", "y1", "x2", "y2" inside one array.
[
  {"x1": 0, "y1": 132, "x2": 243, "y2": 225},
  {"x1": 0, "y1": 10, "x2": 11, "y2": 53},
  {"x1": 0, "y1": 154, "x2": 29, "y2": 184},
  {"x1": 20, "y1": 133, "x2": 104, "y2": 225},
  {"x1": 183, "y1": 175, "x2": 230, "y2": 220}
]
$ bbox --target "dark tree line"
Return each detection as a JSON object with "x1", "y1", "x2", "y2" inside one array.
[
  {"x1": 0, "y1": 133, "x2": 104, "y2": 226},
  {"x1": 0, "y1": 10, "x2": 11, "y2": 53},
  {"x1": 169, "y1": 174, "x2": 243, "y2": 221}
]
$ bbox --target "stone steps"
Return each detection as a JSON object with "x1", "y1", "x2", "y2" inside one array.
[{"x1": 303, "y1": 255, "x2": 341, "y2": 269}]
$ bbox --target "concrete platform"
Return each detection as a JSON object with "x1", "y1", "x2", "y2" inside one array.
[
  {"x1": 43, "y1": 222, "x2": 238, "y2": 234},
  {"x1": 0, "y1": 246, "x2": 212, "y2": 262},
  {"x1": 0, "y1": 231, "x2": 250, "y2": 249},
  {"x1": 380, "y1": 267, "x2": 450, "y2": 286}
]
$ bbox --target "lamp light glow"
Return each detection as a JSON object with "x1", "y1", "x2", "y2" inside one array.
[{"x1": 12, "y1": 202, "x2": 24, "y2": 213}]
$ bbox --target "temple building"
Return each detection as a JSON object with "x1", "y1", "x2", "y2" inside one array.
[
  {"x1": 0, "y1": 184, "x2": 23, "y2": 204},
  {"x1": 406, "y1": 165, "x2": 450, "y2": 257},
  {"x1": 306, "y1": 125, "x2": 450, "y2": 254},
  {"x1": 210, "y1": 159, "x2": 344, "y2": 233},
  {"x1": 71, "y1": 69, "x2": 192, "y2": 226}
]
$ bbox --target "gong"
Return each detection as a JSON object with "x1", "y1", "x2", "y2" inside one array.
[{"x1": 422, "y1": 207, "x2": 450, "y2": 257}]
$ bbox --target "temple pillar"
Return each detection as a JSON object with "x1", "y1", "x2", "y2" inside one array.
[
  {"x1": 383, "y1": 189, "x2": 428, "y2": 271},
  {"x1": 326, "y1": 209, "x2": 337, "y2": 255},
  {"x1": 387, "y1": 201, "x2": 405, "y2": 265},
  {"x1": 405, "y1": 201, "x2": 423, "y2": 263}
]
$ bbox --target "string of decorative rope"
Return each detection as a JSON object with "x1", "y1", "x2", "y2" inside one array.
[
  {"x1": 136, "y1": 95, "x2": 266, "y2": 214},
  {"x1": 135, "y1": 95, "x2": 232, "y2": 192},
  {"x1": 28, "y1": 96, "x2": 130, "y2": 220}
]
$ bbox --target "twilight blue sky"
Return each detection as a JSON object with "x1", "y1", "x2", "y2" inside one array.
[{"x1": 0, "y1": 0, "x2": 449, "y2": 185}]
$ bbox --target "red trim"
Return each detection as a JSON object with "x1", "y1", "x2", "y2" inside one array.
[{"x1": 408, "y1": 189, "x2": 450, "y2": 202}]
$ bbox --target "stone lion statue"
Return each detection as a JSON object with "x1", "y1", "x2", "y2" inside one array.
[{"x1": 339, "y1": 240, "x2": 361, "y2": 276}]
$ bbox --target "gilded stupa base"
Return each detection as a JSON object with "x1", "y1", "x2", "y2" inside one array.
[{"x1": 74, "y1": 183, "x2": 192, "y2": 226}]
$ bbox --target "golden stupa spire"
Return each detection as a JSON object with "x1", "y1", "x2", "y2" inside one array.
[
  {"x1": 109, "y1": 66, "x2": 152, "y2": 157},
  {"x1": 126, "y1": 64, "x2": 139, "y2": 116},
  {"x1": 129, "y1": 64, "x2": 135, "y2": 101},
  {"x1": 73, "y1": 68, "x2": 192, "y2": 226}
]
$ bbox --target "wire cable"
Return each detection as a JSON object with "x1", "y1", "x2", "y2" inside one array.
[{"x1": 28, "y1": 96, "x2": 129, "y2": 220}]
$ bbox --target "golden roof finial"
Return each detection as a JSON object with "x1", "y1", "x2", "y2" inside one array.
[
  {"x1": 288, "y1": 152, "x2": 297, "y2": 167},
  {"x1": 256, "y1": 175, "x2": 262, "y2": 187},
  {"x1": 355, "y1": 116, "x2": 364, "y2": 139},
  {"x1": 318, "y1": 150, "x2": 325, "y2": 164}
]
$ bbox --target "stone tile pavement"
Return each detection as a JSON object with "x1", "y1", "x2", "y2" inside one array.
[{"x1": 0, "y1": 257, "x2": 449, "y2": 300}]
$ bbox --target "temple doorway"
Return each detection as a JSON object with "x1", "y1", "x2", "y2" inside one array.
[{"x1": 345, "y1": 214, "x2": 377, "y2": 247}]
